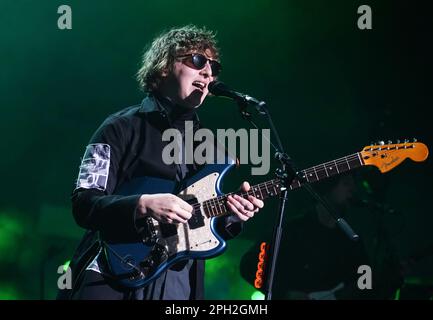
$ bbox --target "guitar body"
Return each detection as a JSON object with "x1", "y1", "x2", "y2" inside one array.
[{"x1": 103, "y1": 160, "x2": 235, "y2": 289}]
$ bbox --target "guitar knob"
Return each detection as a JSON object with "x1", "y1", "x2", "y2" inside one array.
[{"x1": 378, "y1": 141, "x2": 385, "y2": 145}]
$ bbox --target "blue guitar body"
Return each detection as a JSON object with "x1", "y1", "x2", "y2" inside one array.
[{"x1": 103, "y1": 160, "x2": 236, "y2": 289}]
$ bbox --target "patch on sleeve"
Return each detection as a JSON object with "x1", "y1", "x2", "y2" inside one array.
[{"x1": 76, "y1": 144, "x2": 111, "y2": 191}]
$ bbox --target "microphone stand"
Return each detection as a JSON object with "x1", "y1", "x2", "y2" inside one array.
[{"x1": 236, "y1": 97, "x2": 359, "y2": 300}]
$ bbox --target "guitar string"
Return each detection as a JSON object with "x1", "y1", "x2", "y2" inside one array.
[
  {"x1": 194, "y1": 153, "x2": 364, "y2": 217},
  {"x1": 192, "y1": 180, "x2": 280, "y2": 216},
  {"x1": 197, "y1": 152, "x2": 362, "y2": 207},
  {"x1": 193, "y1": 145, "x2": 412, "y2": 217}
]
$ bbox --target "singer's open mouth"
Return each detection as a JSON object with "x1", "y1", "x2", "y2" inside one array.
[{"x1": 192, "y1": 81, "x2": 206, "y2": 90}]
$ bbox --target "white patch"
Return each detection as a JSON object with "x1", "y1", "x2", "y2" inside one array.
[{"x1": 76, "y1": 144, "x2": 110, "y2": 191}]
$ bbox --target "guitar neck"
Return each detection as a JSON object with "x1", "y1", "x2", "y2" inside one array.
[
  {"x1": 288, "y1": 152, "x2": 364, "y2": 190},
  {"x1": 202, "y1": 152, "x2": 364, "y2": 218}
]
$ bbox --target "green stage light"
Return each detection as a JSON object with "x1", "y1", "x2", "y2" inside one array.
[
  {"x1": 0, "y1": 213, "x2": 25, "y2": 262},
  {"x1": 0, "y1": 284, "x2": 19, "y2": 300},
  {"x1": 362, "y1": 180, "x2": 372, "y2": 194},
  {"x1": 251, "y1": 290, "x2": 265, "y2": 300},
  {"x1": 63, "y1": 260, "x2": 71, "y2": 272},
  {"x1": 394, "y1": 288, "x2": 400, "y2": 300}
]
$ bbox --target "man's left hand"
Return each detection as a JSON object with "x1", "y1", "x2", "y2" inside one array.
[{"x1": 226, "y1": 181, "x2": 264, "y2": 222}]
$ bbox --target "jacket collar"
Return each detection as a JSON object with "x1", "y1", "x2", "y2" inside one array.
[
  {"x1": 139, "y1": 94, "x2": 200, "y2": 125},
  {"x1": 139, "y1": 94, "x2": 162, "y2": 114}
]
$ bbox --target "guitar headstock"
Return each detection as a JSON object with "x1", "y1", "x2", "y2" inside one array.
[{"x1": 360, "y1": 139, "x2": 429, "y2": 173}]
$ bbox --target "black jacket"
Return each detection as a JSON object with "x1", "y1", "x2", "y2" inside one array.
[{"x1": 62, "y1": 95, "x2": 242, "y2": 299}]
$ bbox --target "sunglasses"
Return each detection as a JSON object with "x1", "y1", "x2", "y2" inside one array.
[{"x1": 176, "y1": 53, "x2": 222, "y2": 76}]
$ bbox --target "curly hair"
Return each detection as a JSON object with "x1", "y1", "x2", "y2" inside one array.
[{"x1": 136, "y1": 25, "x2": 220, "y2": 93}]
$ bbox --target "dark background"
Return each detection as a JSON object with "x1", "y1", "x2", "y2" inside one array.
[{"x1": 0, "y1": 0, "x2": 431, "y2": 299}]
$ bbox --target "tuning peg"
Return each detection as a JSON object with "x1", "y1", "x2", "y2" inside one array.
[
  {"x1": 404, "y1": 138, "x2": 409, "y2": 143},
  {"x1": 378, "y1": 140, "x2": 385, "y2": 145},
  {"x1": 413, "y1": 138, "x2": 417, "y2": 142},
  {"x1": 396, "y1": 139, "x2": 401, "y2": 144},
  {"x1": 370, "y1": 141, "x2": 376, "y2": 146},
  {"x1": 387, "y1": 140, "x2": 393, "y2": 144}
]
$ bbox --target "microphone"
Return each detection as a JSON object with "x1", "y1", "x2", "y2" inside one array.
[{"x1": 208, "y1": 81, "x2": 267, "y2": 113}]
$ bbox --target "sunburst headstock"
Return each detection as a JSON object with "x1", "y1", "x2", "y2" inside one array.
[{"x1": 360, "y1": 139, "x2": 429, "y2": 173}]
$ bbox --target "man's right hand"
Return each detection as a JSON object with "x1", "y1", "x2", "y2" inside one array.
[{"x1": 137, "y1": 194, "x2": 193, "y2": 224}]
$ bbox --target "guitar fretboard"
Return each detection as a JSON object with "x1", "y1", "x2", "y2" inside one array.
[{"x1": 200, "y1": 152, "x2": 364, "y2": 218}]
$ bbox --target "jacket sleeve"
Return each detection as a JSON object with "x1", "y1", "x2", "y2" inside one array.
[{"x1": 71, "y1": 116, "x2": 141, "y2": 236}]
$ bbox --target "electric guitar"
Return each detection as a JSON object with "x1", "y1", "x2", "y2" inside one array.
[{"x1": 103, "y1": 140, "x2": 428, "y2": 289}]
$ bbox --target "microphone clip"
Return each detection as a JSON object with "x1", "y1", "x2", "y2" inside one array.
[
  {"x1": 236, "y1": 99, "x2": 252, "y2": 120},
  {"x1": 243, "y1": 95, "x2": 268, "y2": 115}
]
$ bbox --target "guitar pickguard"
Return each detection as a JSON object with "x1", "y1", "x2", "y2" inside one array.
[{"x1": 151, "y1": 172, "x2": 221, "y2": 255}]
